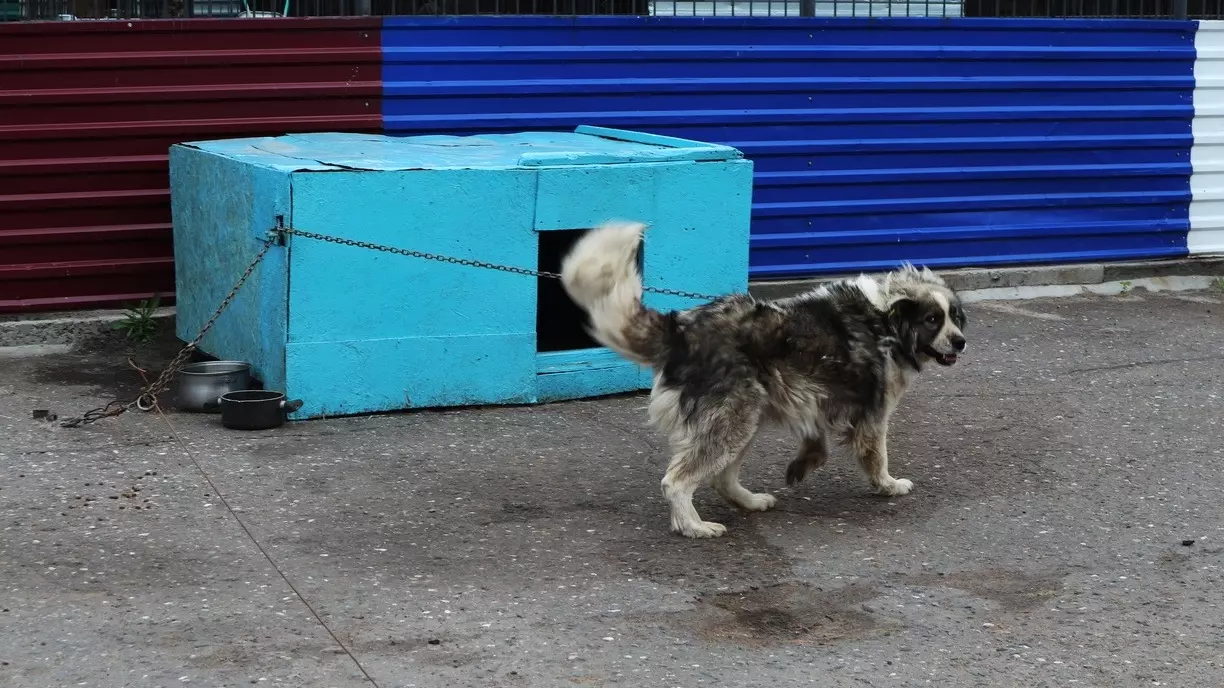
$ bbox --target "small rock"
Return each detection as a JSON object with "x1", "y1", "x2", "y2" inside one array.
[
  {"x1": 1182, "y1": 539, "x2": 1196, "y2": 547},
  {"x1": 428, "y1": 639, "x2": 441, "y2": 645}
]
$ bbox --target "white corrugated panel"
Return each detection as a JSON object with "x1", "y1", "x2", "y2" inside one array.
[{"x1": 1191, "y1": 21, "x2": 1224, "y2": 255}]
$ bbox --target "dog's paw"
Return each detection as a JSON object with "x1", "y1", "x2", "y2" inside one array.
[
  {"x1": 785, "y1": 458, "x2": 809, "y2": 486},
  {"x1": 740, "y1": 492, "x2": 777, "y2": 512},
  {"x1": 675, "y1": 520, "x2": 728, "y2": 538},
  {"x1": 875, "y1": 477, "x2": 914, "y2": 496}
]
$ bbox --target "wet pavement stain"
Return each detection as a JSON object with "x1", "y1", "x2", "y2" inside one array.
[
  {"x1": 902, "y1": 568, "x2": 1066, "y2": 612},
  {"x1": 29, "y1": 356, "x2": 146, "y2": 397},
  {"x1": 685, "y1": 581, "x2": 895, "y2": 647},
  {"x1": 27, "y1": 332, "x2": 182, "y2": 399}
]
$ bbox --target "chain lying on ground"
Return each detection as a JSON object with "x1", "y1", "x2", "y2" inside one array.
[
  {"x1": 59, "y1": 225, "x2": 720, "y2": 428},
  {"x1": 59, "y1": 400, "x2": 136, "y2": 429},
  {"x1": 60, "y1": 235, "x2": 279, "y2": 428}
]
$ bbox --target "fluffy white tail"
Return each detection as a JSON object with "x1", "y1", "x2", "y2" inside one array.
[{"x1": 560, "y1": 221, "x2": 671, "y2": 367}]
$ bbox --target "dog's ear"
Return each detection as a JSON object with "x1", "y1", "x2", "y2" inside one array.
[
  {"x1": 887, "y1": 297, "x2": 920, "y2": 343},
  {"x1": 887, "y1": 296, "x2": 918, "y2": 322},
  {"x1": 887, "y1": 296, "x2": 923, "y2": 368}
]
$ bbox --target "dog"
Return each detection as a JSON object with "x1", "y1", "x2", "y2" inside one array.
[{"x1": 560, "y1": 221, "x2": 967, "y2": 538}]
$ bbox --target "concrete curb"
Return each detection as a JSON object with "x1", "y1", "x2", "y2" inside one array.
[
  {"x1": 748, "y1": 256, "x2": 1224, "y2": 301},
  {"x1": 2, "y1": 257, "x2": 1223, "y2": 349},
  {"x1": 0, "y1": 307, "x2": 176, "y2": 349}
]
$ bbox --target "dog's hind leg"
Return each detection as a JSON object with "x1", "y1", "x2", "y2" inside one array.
[
  {"x1": 785, "y1": 433, "x2": 830, "y2": 486},
  {"x1": 848, "y1": 418, "x2": 913, "y2": 497},
  {"x1": 713, "y1": 428, "x2": 776, "y2": 512},
  {"x1": 661, "y1": 441, "x2": 730, "y2": 538},
  {"x1": 661, "y1": 410, "x2": 761, "y2": 538}
]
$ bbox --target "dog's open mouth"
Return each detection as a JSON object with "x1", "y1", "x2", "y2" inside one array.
[{"x1": 924, "y1": 347, "x2": 958, "y2": 366}]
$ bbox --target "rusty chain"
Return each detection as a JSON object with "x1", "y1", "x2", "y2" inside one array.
[
  {"x1": 60, "y1": 225, "x2": 719, "y2": 428},
  {"x1": 60, "y1": 235, "x2": 279, "y2": 428},
  {"x1": 279, "y1": 227, "x2": 722, "y2": 302}
]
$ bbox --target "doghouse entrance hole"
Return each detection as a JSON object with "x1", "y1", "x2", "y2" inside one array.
[
  {"x1": 537, "y1": 228, "x2": 642, "y2": 353},
  {"x1": 538, "y1": 229, "x2": 596, "y2": 352}
]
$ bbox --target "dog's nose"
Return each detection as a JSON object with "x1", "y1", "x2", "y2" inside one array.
[{"x1": 951, "y1": 335, "x2": 966, "y2": 352}]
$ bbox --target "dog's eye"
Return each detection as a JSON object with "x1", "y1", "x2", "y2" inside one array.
[{"x1": 924, "y1": 314, "x2": 939, "y2": 324}]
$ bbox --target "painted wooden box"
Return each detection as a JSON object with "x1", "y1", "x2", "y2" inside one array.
[{"x1": 169, "y1": 126, "x2": 753, "y2": 419}]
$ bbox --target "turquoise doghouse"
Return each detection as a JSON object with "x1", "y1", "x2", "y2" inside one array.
[{"x1": 169, "y1": 126, "x2": 753, "y2": 419}]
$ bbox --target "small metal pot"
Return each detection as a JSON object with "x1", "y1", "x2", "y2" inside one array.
[
  {"x1": 204, "y1": 390, "x2": 303, "y2": 431},
  {"x1": 178, "y1": 361, "x2": 252, "y2": 413}
]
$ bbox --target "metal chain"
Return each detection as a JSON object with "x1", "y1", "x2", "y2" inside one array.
[
  {"x1": 280, "y1": 227, "x2": 722, "y2": 302},
  {"x1": 60, "y1": 224, "x2": 718, "y2": 428},
  {"x1": 59, "y1": 400, "x2": 134, "y2": 429},
  {"x1": 60, "y1": 235, "x2": 278, "y2": 428}
]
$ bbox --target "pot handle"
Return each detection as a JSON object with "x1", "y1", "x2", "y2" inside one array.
[
  {"x1": 281, "y1": 399, "x2": 304, "y2": 413},
  {"x1": 202, "y1": 397, "x2": 222, "y2": 411}
]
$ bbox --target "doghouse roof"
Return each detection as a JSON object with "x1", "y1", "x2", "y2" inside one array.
[{"x1": 174, "y1": 126, "x2": 742, "y2": 173}]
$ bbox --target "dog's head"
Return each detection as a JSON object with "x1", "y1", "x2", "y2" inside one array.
[{"x1": 884, "y1": 264, "x2": 967, "y2": 369}]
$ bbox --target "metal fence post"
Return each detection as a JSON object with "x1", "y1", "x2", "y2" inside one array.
[
  {"x1": 1174, "y1": 0, "x2": 1188, "y2": 19},
  {"x1": 800, "y1": 0, "x2": 815, "y2": 16}
]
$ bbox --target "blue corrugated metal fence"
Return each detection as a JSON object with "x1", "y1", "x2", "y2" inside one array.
[{"x1": 383, "y1": 17, "x2": 1197, "y2": 278}]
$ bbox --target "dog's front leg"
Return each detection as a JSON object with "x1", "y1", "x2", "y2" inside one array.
[
  {"x1": 785, "y1": 434, "x2": 829, "y2": 486},
  {"x1": 849, "y1": 418, "x2": 913, "y2": 497}
]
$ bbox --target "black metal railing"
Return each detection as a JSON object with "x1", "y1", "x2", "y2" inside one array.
[{"x1": 2, "y1": 0, "x2": 1216, "y2": 23}]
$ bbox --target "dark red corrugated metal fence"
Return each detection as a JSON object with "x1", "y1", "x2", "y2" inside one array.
[{"x1": 0, "y1": 19, "x2": 381, "y2": 313}]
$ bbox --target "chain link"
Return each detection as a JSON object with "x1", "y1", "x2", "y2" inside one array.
[
  {"x1": 61, "y1": 224, "x2": 718, "y2": 428},
  {"x1": 279, "y1": 227, "x2": 722, "y2": 302}
]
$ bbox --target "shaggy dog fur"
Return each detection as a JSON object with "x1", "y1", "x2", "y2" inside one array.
[{"x1": 560, "y1": 221, "x2": 967, "y2": 538}]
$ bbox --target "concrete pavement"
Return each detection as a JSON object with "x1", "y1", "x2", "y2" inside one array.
[{"x1": 2, "y1": 289, "x2": 1223, "y2": 687}]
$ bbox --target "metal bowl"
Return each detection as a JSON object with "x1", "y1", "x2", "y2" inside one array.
[{"x1": 177, "y1": 360, "x2": 252, "y2": 413}]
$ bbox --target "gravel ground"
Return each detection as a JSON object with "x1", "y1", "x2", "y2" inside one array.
[{"x1": 1, "y1": 289, "x2": 1222, "y2": 688}]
